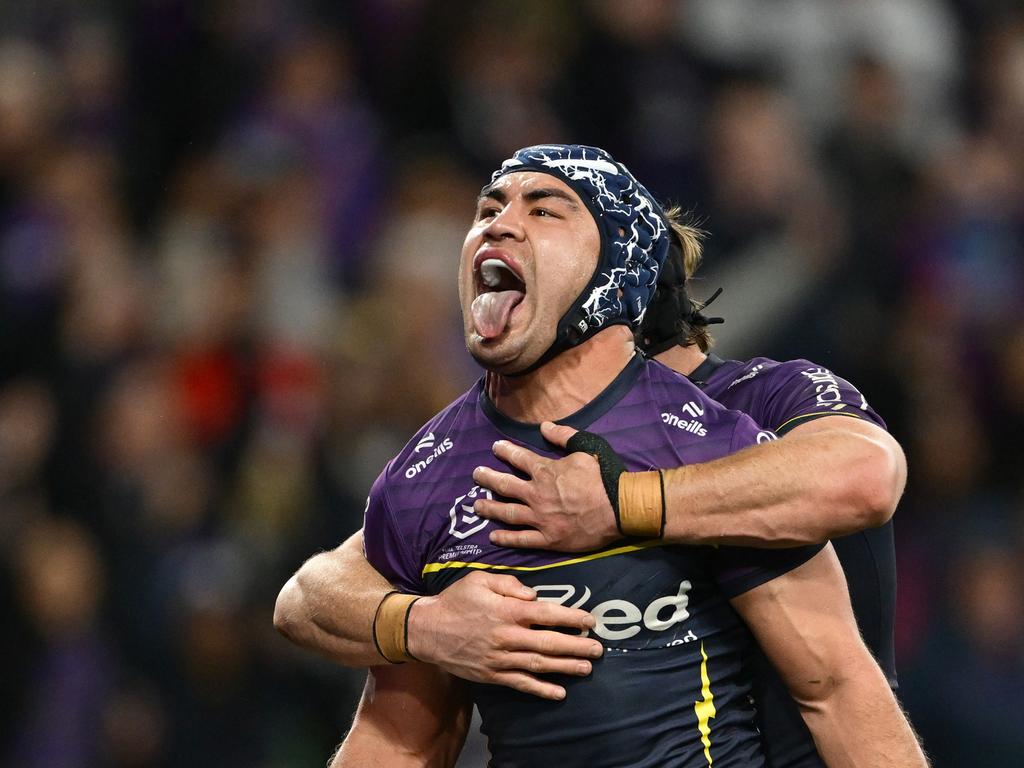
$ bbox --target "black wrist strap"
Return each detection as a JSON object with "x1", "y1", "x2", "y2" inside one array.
[{"x1": 565, "y1": 430, "x2": 627, "y2": 535}]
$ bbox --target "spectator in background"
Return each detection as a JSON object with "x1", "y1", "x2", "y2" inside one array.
[{"x1": 9, "y1": 518, "x2": 110, "y2": 768}]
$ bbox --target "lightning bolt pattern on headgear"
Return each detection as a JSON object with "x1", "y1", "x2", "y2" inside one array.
[{"x1": 491, "y1": 144, "x2": 669, "y2": 332}]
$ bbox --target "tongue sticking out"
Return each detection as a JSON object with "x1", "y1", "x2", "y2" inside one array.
[{"x1": 471, "y1": 290, "x2": 525, "y2": 339}]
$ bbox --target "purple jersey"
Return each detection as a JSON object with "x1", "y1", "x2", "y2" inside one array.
[
  {"x1": 691, "y1": 354, "x2": 896, "y2": 768},
  {"x1": 364, "y1": 355, "x2": 823, "y2": 768},
  {"x1": 690, "y1": 355, "x2": 885, "y2": 436}
]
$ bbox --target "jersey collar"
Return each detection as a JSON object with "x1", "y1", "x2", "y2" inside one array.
[
  {"x1": 479, "y1": 353, "x2": 646, "y2": 451},
  {"x1": 686, "y1": 352, "x2": 726, "y2": 388}
]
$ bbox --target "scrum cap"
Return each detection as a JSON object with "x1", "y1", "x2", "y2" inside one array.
[{"x1": 489, "y1": 144, "x2": 670, "y2": 371}]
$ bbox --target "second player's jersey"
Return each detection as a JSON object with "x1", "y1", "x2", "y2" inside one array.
[
  {"x1": 364, "y1": 355, "x2": 824, "y2": 768},
  {"x1": 690, "y1": 353, "x2": 897, "y2": 768}
]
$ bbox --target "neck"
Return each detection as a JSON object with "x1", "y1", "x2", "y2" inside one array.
[
  {"x1": 485, "y1": 326, "x2": 635, "y2": 423},
  {"x1": 653, "y1": 344, "x2": 707, "y2": 377}
]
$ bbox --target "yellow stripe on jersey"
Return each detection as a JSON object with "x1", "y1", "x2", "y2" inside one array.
[
  {"x1": 774, "y1": 410, "x2": 864, "y2": 434},
  {"x1": 421, "y1": 539, "x2": 665, "y2": 577},
  {"x1": 695, "y1": 642, "x2": 717, "y2": 766}
]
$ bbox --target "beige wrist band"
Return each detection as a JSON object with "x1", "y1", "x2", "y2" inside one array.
[
  {"x1": 617, "y1": 470, "x2": 666, "y2": 538},
  {"x1": 372, "y1": 591, "x2": 421, "y2": 664}
]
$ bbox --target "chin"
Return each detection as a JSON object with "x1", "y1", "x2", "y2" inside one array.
[{"x1": 467, "y1": 335, "x2": 537, "y2": 375}]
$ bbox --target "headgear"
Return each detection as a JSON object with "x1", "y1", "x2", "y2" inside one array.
[{"x1": 489, "y1": 144, "x2": 671, "y2": 372}]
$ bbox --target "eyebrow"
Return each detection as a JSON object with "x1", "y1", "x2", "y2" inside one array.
[
  {"x1": 523, "y1": 187, "x2": 580, "y2": 208},
  {"x1": 476, "y1": 185, "x2": 580, "y2": 209},
  {"x1": 478, "y1": 185, "x2": 507, "y2": 205}
]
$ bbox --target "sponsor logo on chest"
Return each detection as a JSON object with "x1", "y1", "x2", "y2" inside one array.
[{"x1": 535, "y1": 580, "x2": 693, "y2": 641}]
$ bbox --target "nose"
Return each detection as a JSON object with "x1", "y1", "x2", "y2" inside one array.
[{"x1": 482, "y1": 203, "x2": 525, "y2": 242}]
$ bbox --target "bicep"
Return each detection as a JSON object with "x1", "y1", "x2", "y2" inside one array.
[
  {"x1": 788, "y1": 415, "x2": 907, "y2": 518},
  {"x1": 787, "y1": 416, "x2": 905, "y2": 472},
  {"x1": 337, "y1": 528, "x2": 391, "y2": 587},
  {"x1": 334, "y1": 663, "x2": 472, "y2": 768},
  {"x1": 729, "y1": 544, "x2": 866, "y2": 708},
  {"x1": 786, "y1": 414, "x2": 903, "y2": 461}
]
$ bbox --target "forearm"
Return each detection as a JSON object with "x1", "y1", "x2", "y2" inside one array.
[
  {"x1": 799, "y1": 658, "x2": 927, "y2": 768},
  {"x1": 732, "y1": 546, "x2": 925, "y2": 768},
  {"x1": 332, "y1": 665, "x2": 470, "y2": 768},
  {"x1": 274, "y1": 531, "x2": 391, "y2": 666},
  {"x1": 332, "y1": 719, "x2": 464, "y2": 768},
  {"x1": 275, "y1": 533, "x2": 602, "y2": 695},
  {"x1": 659, "y1": 420, "x2": 903, "y2": 546},
  {"x1": 332, "y1": 727, "x2": 445, "y2": 768}
]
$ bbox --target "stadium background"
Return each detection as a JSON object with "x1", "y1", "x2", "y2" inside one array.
[{"x1": 1, "y1": 1, "x2": 1022, "y2": 766}]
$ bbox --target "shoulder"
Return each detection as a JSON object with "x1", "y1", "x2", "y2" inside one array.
[
  {"x1": 718, "y1": 356, "x2": 885, "y2": 434},
  {"x1": 363, "y1": 383, "x2": 492, "y2": 592},
  {"x1": 706, "y1": 355, "x2": 855, "y2": 403},
  {"x1": 712, "y1": 356, "x2": 801, "y2": 391},
  {"x1": 724, "y1": 356, "x2": 863, "y2": 392},
  {"x1": 646, "y1": 359, "x2": 751, "y2": 422},
  {"x1": 637, "y1": 359, "x2": 771, "y2": 453},
  {"x1": 380, "y1": 383, "x2": 483, "y2": 487}
]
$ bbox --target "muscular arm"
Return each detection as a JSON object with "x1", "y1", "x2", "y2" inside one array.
[
  {"x1": 274, "y1": 531, "x2": 603, "y2": 699},
  {"x1": 473, "y1": 415, "x2": 905, "y2": 551},
  {"x1": 659, "y1": 415, "x2": 906, "y2": 547},
  {"x1": 730, "y1": 545, "x2": 926, "y2": 767},
  {"x1": 274, "y1": 531, "x2": 391, "y2": 667},
  {"x1": 331, "y1": 663, "x2": 471, "y2": 768}
]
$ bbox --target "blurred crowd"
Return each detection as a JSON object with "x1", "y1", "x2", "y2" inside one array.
[{"x1": 1, "y1": 1, "x2": 1022, "y2": 766}]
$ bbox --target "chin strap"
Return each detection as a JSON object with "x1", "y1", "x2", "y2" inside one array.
[{"x1": 640, "y1": 286, "x2": 725, "y2": 357}]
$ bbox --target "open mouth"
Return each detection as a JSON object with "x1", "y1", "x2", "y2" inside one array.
[
  {"x1": 478, "y1": 257, "x2": 525, "y2": 292},
  {"x1": 471, "y1": 251, "x2": 526, "y2": 340}
]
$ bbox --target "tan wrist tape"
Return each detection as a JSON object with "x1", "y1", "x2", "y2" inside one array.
[
  {"x1": 372, "y1": 591, "x2": 421, "y2": 664},
  {"x1": 618, "y1": 470, "x2": 666, "y2": 538}
]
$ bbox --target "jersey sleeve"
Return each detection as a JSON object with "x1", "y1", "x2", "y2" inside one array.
[
  {"x1": 759, "y1": 359, "x2": 886, "y2": 435},
  {"x1": 361, "y1": 466, "x2": 426, "y2": 594},
  {"x1": 713, "y1": 415, "x2": 825, "y2": 598}
]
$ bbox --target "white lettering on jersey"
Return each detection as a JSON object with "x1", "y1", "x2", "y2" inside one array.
[
  {"x1": 661, "y1": 410, "x2": 707, "y2": 436},
  {"x1": 535, "y1": 580, "x2": 692, "y2": 641},
  {"x1": 727, "y1": 364, "x2": 764, "y2": 389},
  {"x1": 406, "y1": 437, "x2": 455, "y2": 478},
  {"x1": 799, "y1": 367, "x2": 864, "y2": 411}
]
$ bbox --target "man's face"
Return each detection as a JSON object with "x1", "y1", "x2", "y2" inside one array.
[{"x1": 459, "y1": 172, "x2": 600, "y2": 374}]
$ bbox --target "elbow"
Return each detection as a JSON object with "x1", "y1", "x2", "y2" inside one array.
[
  {"x1": 790, "y1": 673, "x2": 843, "y2": 716},
  {"x1": 855, "y1": 436, "x2": 906, "y2": 529},
  {"x1": 273, "y1": 575, "x2": 309, "y2": 642},
  {"x1": 832, "y1": 432, "x2": 905, "y2": 532}
]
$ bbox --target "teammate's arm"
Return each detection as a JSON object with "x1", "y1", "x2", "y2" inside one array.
[
  {"x1": 730, "y1": 545, "x2": 927, "y2": 767},
  {"x1": 660, "y1": 414, "x2": 904, "y2": 546},
  {"x1": 274, "y1": 531, "x2": 391, "y2": 667},
  {"x1": 472, "y1": 415, "x2": 905, "y2": 551},
  {"x1": 274, "y1": 530, "x2": 603, "y2": 699},
  {"x1": 331, "y1": 663, "x2": 471, "y2": 768}
]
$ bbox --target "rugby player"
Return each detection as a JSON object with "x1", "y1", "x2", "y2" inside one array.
[
  {"x1": 465, "y1": 227, "x2": 906, "y2": 767},
  {"x1": 288, "y1": 145, "x2": 924, "y2": 766},
  {"x1": 276, "y1": 222, "x2": 908, "y2": 765}
]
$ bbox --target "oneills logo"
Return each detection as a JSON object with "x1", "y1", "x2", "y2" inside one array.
[
  {"x1": 406, "y1": 433, "x2": 455, "y2": 478},
  {"x1": 662, "y1": 401, "x2": 707, "y2": 436}
]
